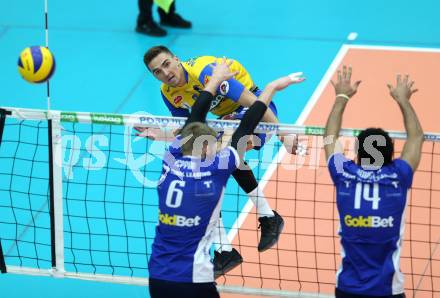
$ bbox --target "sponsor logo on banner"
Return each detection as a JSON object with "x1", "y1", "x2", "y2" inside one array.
[
  {"x1": 91, "y1": 113, "x2": 124, "y2": 125},
  {"x1": 219, "y1": 81, "x2": 229, "y2": 95},
  {"x1": 352, "y1": 129, "x2": 362, "y2": 136},
  {"x1": 61, "y1": 112, "x2": 78, "y2": 123},
  {"x1": 425, "y1": 134, "x2": 440, "y2": 141},
  {"x1": 305, "y1": 126, "x2": 325, "y2": 136}
]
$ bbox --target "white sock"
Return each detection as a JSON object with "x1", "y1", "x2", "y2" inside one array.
[
  {"x1": 212, "y1": 217, "x2": 233, "y2": 252},
  {"x1": 248, "y1": 186, "x2": 274, "y2": 218}
]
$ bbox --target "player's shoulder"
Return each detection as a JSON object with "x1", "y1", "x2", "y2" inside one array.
[
  {"x1": 328, "y1": 153, "x2": 356, "y2": 172},
  {"x1": 216, "y1": 146, "x2": 240, "y2": 168},
  {"x1": 183, "y1": 56, "x2": 217, "y2": 67},
  {"x1": 385, "y1": 158, "x2": 414, "y2": 180},
  {"x1": 390, "y1": 158, "x2": 412, "y2": 171}
]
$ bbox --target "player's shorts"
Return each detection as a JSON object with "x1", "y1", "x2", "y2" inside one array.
[
  {"x1": 221, "y1": 86, "x2": 278, "y2": 151},
  {"x1": 149, "y1": 278, "x2": 220, "y2": 298},
  {"x1": 335, "y1": 288, "x2": 406, "y2": 298}
]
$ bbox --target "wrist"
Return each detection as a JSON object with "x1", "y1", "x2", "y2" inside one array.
[
  {"x1": 335, "y1": 94, "x2": 351, "y2": 101},
  {"x1": 209, "y1": 76, "x2": 223, "y2": 86},
  {"x1": 333, "y1": 98, "x2": 348, "y2": 110},
  {"x1": 264, "y1": 83, "x2": 277, "y2": 93},
  {"x1": 203, "y1": 84, "x2": 217, "y2": 96},
  {"x1": 396, "y1": 97, "x2": 410, "y2": 105},
  {"x1": 204, "y1": 78, "x2": 222, "y2": 95},
  {"x1": 335, "y1": 97, "x2": 349, "y2": 106}
]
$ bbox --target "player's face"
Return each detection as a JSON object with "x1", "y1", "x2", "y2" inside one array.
[{"x1": 148, "y1": 53, "x2": 184, "y2": 87}]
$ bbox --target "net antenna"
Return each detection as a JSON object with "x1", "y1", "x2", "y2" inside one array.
[{"x1": 44, "y1": 0, "x2": 51, "y2": 113}]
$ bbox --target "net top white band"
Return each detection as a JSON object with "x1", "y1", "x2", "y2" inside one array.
[{"x1": 2, "y1": 106, "x2": 440, "y2": 141}]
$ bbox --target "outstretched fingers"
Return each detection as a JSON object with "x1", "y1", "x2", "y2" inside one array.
[
  {"x1": 347, "y1": 66, "x2": 352, "y2": 81},
  {"x1": 342, "y1": 65, "x2": 347, "y2": 79}
]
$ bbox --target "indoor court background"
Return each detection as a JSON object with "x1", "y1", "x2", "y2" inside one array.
[{"x1": 1, "y1": 0, "x2": 440, "y2": 297}]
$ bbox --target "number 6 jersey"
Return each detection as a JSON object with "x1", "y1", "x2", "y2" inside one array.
[
  {"x1": 149, "y1": 138, "x2": 240, "y2": 283},
  {"x1": 328, "y1": 153, "x2": 414, "y2": 296}
]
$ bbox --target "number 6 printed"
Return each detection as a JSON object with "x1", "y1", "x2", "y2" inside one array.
[{"x1": 166, "y1": 180, "x2": 186, "y2": 208}]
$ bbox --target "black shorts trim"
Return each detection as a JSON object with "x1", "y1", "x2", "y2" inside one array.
[
  {"x1": 336, "y1": 288, "x2": 406, "y2": 298},
  {"x1": 149, "y1": 278, "x2": 220, "y2": 298}
]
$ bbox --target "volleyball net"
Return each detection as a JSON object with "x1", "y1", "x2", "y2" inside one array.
[{"x1": 0, "y1": 107, "x2": 439, "y2": 297}]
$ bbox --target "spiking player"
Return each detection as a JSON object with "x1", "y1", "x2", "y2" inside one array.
[
  {"x1": 139, "y1": 46, "x2": 305, "y2": 276},
  {"x1": 148, "y1": 58, "x2": 302, "y2": 298},
  {"x1": 324, "y1": 66, "x2": 423, "y2": 298}
]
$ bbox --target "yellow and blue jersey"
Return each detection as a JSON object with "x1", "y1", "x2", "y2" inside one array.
[
  {"x1": 328, "y1": 153, "x2": 413, "y2": 296},
  {"x1": 160, "y1": 56, "x2": 257, "y2": 118}
]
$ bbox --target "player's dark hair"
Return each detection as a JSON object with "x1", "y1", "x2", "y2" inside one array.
[
  {"x1": 356, "y1": 128, "x2": 394, "y2": 167},
  {"x1": 179, "y1": 122, "x2": 217, "y2": 156},
  {"x1": 143, "y1": 46, "x2": 174, "y2": 70}
]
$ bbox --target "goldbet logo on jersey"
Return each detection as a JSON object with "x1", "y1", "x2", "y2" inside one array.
[
  {"x1": 159, "y1": 211, "x2": 201, "y2": 227},
  {"x1": 344, "y1": 215, "x2": 394, "y2": 228}
]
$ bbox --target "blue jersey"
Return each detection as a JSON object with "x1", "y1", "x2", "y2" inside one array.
[
  {"x1": 149, "y1": 138, "x2": 240, "y2": 283},
  {"x1": 328, "y1": 153, "x2": 413, "y2": 296}
]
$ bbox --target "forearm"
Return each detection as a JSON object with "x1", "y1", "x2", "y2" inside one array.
[
  {"x1": 325, "y1": 98, "x2": 348, "y2": 139},
  {"x1": 184, "y1": 91, "x2": 214, "y2": 126},
  {"x1": 398, "y1": 101, "x2": 424, "y2": 140},
  {"x1": 238, "y1": 87, "x2": 279, "y2": 123},
  {"x1": 262, "y1": 105, "x2": 279, "y2": 123},
  {"x1": 231, "y1": 101, "x2": 267, "y2": 153}
]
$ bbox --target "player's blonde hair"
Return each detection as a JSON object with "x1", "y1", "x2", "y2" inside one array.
[{"x1": 179, "y1": 122, "x2": 217, "y2": 156}]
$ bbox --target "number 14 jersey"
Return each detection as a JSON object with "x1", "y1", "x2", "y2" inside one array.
[{"x1": 328, "y1": 153, "x2": 414, "y2": 296}]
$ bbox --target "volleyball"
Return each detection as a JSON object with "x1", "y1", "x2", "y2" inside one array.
[{"x1": 18, "y1": 46, "x2": 56, "y2": 83}]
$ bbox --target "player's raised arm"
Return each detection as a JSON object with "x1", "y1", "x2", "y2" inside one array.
[
  {"x1": 183, "y1": 58, "x2": 238, "y2": 128},
  {"x1": 236, "y1": 75, "x2": 305, "y2": 125},
  {"x1": 387, "y1": 74, "x2": 424, "y2": 171},
  {"x1": 231, "y1": 73, "x2": 304, "y2": 159},
  {"x1": 324, "y1": 66, "x2": 361, "y2": 161}
]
